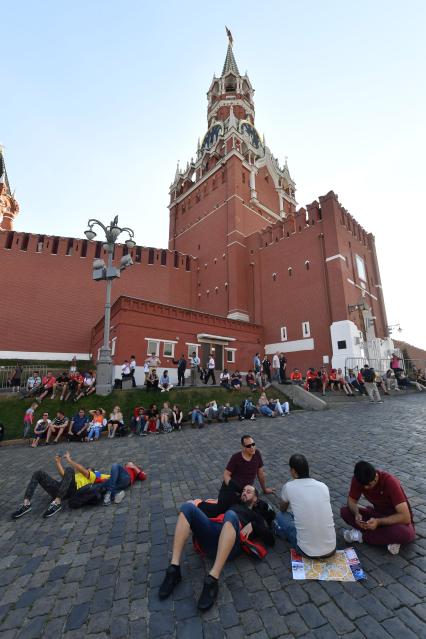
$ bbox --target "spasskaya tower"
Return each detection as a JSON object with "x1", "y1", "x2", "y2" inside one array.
[{"x1": 168, "y1": 30, "x2": 296, "y2": 322}]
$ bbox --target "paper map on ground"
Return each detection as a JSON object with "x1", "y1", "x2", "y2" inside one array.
[{"x1": 291, "y1": 547, "x2": 366, "y2": 581}]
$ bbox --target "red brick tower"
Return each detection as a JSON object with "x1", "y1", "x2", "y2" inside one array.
[
  {"x1": 168, "y1": 32, "x2": 296, "y2": 322},
  {"x1": 0, "y1": 146, "x2": 19, "y2": 231}
]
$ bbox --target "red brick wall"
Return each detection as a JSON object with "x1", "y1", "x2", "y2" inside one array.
[
  {"x1": 0, "y1": 231, "x2": 195, "y2": 355},
  {"x1": 91, "y1": 296, "x2": 263, "y2": 373}
]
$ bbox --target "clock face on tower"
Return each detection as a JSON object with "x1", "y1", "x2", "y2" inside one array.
[
  {"x1": 240, "y1": 121, "x2": 261, "y2": 149},
  {"x1": 201, "y1": 124, "x2": 223, "y2": 151}
]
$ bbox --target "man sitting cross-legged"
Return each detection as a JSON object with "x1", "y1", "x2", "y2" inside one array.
[
  {"x1": 11, "y1": 451, "x2": 109, "y2": 519},
  {"x1": 158, "y1": 485, "x2": 275, "y2": 610},
  {"x1": 341, "y1": 460, "x2": 415, "y2": 555},
  {"x1": 274, "y1": 454, "x2": 336, "y2": 558}
]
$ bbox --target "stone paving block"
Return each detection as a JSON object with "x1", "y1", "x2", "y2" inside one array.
[
  {"x1": 87, "y1": 610, "x2": 111, "y2": 634},
  {"x1": 259, "y1": 606, "x2": 288, "y2": 638},
  {"x1": 65, "y1": 602, "x2": 90, "y2": 631},
  {"x1": 240, "y1": 609, "x2": 265, "y2": 635},
  {"x1": 176, "y1": 617, "x2": 203, "y2": 639},
  {"x1": 39, "y1": 617, "x2": 66, "y2": 637},
  {"x1": 148, "y1": 610, "x2": 175, "y2": 638},
  {"x1": 381, "y1": 616, "x2": 419, "y2": 639},
  {"x1": 174, "y1": 596, "x2": 198, "y2": 621},
  {"x1": 387, "y1": 582, "x2": 420, "y2": 606},
  {"x1": 16, "y1": 615, "x2": 47, "y2": 639},
  {"x1": 261, "y1": 575, "x2": 282, "y2": 592},
  {"x1": 219, "y1": 603, "x2": 240, "y2": 628},
  {"x1": 320, "y1": 601, "x2": 355, "y2": 634},
  {"x1": 203, "y1": 620, "x2": 232, "y2": 639},
  {"x1": 298, "y1": 603, "x2": 327, "y2": 629},
  {"x1": 395, "y1": 606, "x2": 426, "y2": 636},
  {"x1": 285, "y1": 611, "x2": 309, "y2": 637},
  {"x1": 355, "y1": 616, "x2": 393, "y2": 638},
  {"x1": 270, "y1": 590, "x2": 296, "y2": 615},
  {"x1": 333, "y1": 591, "x2": 366, "y2": 620},
  {"x1": 225, "y1": 627, "x2": 247, "y2": 639},
  {"x1": 357, "y1": 594, "x2": 393, "y2": 622},
  {"x1": 286, "y1": 583, "x2": 310, "y2": 606},
  {"x1": 110, "y1": 615, "x2": 129, "y2": 639},
  {"x1": 302, "y1": 582, "x2": 330, "y2": 606}
]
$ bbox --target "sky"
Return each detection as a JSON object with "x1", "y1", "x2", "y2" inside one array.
[{"x1": 2, "y1": 1, "x2": 426, "y2": 348}]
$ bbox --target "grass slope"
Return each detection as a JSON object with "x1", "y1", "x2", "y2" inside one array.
[{"x1": 0, "y1": 386, "x2": 293, "y2": 441}]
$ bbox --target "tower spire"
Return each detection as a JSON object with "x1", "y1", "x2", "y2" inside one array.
[
  {"x1": 222, "y1": 28, "x2": 239, "y2": 76},
  {"x1": 0, "y1": 145, "x2": 11, "y2": 193}
]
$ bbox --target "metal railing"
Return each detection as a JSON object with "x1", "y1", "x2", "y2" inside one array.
[
  {"x1": 345, "y1": 357, "x2": 426, "y2": 378},
  {"x1": 0, "y1": 366, "x2": 49, "y2": 391}
]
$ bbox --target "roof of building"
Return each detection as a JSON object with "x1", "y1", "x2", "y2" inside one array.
[{"x1": 222, "y1": 42, "x2": 240, "y2": 76}]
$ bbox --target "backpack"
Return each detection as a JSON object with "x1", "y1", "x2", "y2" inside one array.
[
  {"x1": 68, "y1": 484, "x2": 105, "y2": 508},
  {"x1": 363, "y1": 368, "x2": 375, "y2": 383}
]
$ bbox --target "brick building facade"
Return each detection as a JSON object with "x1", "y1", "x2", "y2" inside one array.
[{"x1": 0, "y1": 38, "x2": 395, "y2": 379}]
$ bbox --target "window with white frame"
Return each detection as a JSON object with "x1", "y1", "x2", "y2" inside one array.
[
  {"x1": 146, "y1": 340, "x2": 160, "y2": 356},
  {"x1": 187, "y1": 344, "x2": 200, "y2": 358},
  {"x1": 111, "y1": 337, "x2": 117, "y2": 357},
  {"x1": 280, "y1": 326, "x2": 288, "y2": 341},
  {"x1": 163, "y1": 342, "x2": 175, "y2": 358},
  {"x1": 302, "y1": 321, "x2": 311, "y2": 338},
  {"x1": 226, "y1": 349, "x2": 236, "y2": 363},
  {"x1": 355, "y1": 254, "x2": 367, "y2": 282}
]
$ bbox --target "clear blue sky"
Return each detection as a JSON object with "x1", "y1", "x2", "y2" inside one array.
[{"x1": 2, "y1": 1, "x2": 426, "y2": 349}]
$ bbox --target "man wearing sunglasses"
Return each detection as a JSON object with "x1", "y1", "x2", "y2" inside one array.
[{"x1": 209, "y1": 435, "x2": 275, "y2": 516}]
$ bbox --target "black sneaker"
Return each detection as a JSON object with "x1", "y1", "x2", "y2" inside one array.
[
  {"x1": 197, "y1": 575, "x2": 219, "y2": 611},
  {"x1": 159, "y1": 565, "x2": 181, "y2": 599},
  {"x1": 12, "y1": 504, "x2": 32, "y2": 519},
  {"x1": 43, "y1": 502, "x2": 62, "y2": 518}
]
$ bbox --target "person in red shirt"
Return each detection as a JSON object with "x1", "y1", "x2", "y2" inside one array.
[
  {"x1": 341, "y1": 461, "x2": 415, "y2": 555},
  {"x1": 38, "y1": 372, "x2": 57, "y2": 402},
  {"x1": 305, "y1": 368, "x2": 318, "y2": 392},
  {"x1": 290, "y1": 369, "x2": 303, "y2": 386}
]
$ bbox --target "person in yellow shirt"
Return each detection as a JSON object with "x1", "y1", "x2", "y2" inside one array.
[{"x1": 11, "y1": 451, "x2": 109, "y2": 520}]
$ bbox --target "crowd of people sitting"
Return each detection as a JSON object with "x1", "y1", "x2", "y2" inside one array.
[
  {"x1": 24, "y1": 390, "x2": 291, "y2": 446},
  {"x1": 20, "y1": 368, "x2": 96, "y2": 403}
]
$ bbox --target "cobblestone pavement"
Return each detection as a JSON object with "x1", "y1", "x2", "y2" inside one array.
[{"x1": 0, "y1": 394, "x2": 425, "y2": 639}]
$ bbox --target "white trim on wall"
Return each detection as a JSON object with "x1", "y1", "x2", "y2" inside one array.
[
  {"x1": 265, "y1": 339, "x2": 315, "y2": 354},
  {"x1": 0, "y1": 351, "x2": 91, "y2": 360}
]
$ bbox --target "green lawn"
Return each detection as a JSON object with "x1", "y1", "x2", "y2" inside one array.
[{"x1": 0, "y1": 385, "x2": 294, "y2": 440}]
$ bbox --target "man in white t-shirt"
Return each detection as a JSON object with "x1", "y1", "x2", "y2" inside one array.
[
  {"x1": 204, "y1": 353, "x2": 216, "y2": 385},
  {"x1": 274, "y1": 454, "x2": 336, "y2": 558}
]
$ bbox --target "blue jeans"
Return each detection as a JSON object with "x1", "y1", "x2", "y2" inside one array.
[
  {"x1": 259, "y1": 405, "x2": 274, "y2": 417},
  {"x1": 274, "y1": 512, "x2": 302, "y2": 552},
  {"x1": 102, "y1": 464, "x2": 131, "y2": 499},
  {"x1": 191, "y1": 410, "x2": 204, "y2": 425},
  {"x1": 180, "y1": 502, "x2": 241, "y2": 560}
]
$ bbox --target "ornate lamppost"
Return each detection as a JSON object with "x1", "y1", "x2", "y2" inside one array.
[{"x1": 84, "y1": 215, "x2": 136, "y2": 395}]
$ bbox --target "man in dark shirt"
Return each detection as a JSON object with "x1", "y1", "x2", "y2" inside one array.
[
  {"x1": 67, "y1": 409, "x2": 89, "y2": 442},
  {"x1": 341, "y1": 460, "x2": 415, "y2": 555},
  {"x1": 159, "y1": 485, "x2": 275, "y2": 611},
  {"x1": 214, "y1": 435, "x2": 275, "y2": 514}
]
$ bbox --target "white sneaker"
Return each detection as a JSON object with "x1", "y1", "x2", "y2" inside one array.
[
  {"x1": 114, "y1": 491, "x2": 126, "y2": 504},
  {"x1": 343, "y1": 528, "x2": 363, "y2": 543},
  {"x1": 387, "y1": 543, "x2": 401, "y2": 555},
  {"x1": 103, "y1": 492, "x2": 112, "y2": 506}
]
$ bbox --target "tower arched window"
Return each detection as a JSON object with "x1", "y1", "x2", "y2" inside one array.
[
  {"x1": 305, "y1": 260, "x2": 310, "y2": 271},
  {"x1": 288, "y1": 267, "x2": 293, "y2": 277}
]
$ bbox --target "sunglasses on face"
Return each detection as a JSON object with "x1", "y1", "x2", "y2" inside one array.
[{"x1": 244, "y1": 442, "x2": 256, "y2": 448}]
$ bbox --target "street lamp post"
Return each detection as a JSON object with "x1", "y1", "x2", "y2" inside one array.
[{"x1": 85, "y1": 215, "x2": 136, "y2": 395}]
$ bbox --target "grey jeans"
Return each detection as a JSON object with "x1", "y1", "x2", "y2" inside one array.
[{"x1": 364, "y1": 382, "x2": 381, "y2": 402}]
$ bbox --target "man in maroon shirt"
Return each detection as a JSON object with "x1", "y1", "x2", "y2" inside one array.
[
  {"x1": 211, "y1": 435, "x2": 275, "y2": 515},
  {"x1": 341, "y1": 460, "x2": 415, "y2": 555}
]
